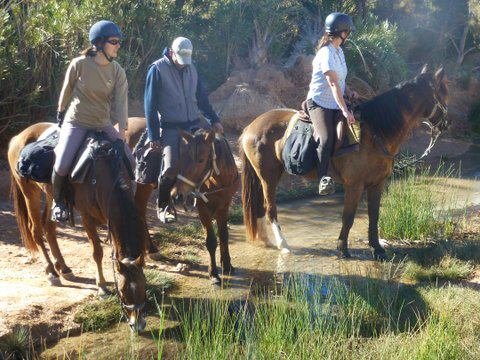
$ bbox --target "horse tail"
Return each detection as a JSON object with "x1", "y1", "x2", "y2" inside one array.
[
  {"x1": 10, "y1": 175, "x2": 37, "y2": 252},
  {"x1": 241, "y1": 149, "x2": 265, "y2": 242}
]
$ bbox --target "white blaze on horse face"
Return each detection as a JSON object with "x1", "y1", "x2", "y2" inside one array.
[{"x1": 271, "y1": 221, "x2": 290, "y2": 253}]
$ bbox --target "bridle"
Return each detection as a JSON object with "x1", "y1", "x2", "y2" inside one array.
[
  {"x1": 176, "y1": 141, "x2": 220, "y2": 204},
  {"x1": 373, "y1": 81, "x2": 448, "y2": 169}
]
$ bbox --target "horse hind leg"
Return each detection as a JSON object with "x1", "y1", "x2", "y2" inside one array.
[
  {"x1": 42, "y1": 194, "x2": 73, "y2": 279},
  {"x1": 258, "y1": 176, "x2": 291, "y2": 253},
  {"x1": 17, "y1": 183, "x2": 61, "y2": 285}
]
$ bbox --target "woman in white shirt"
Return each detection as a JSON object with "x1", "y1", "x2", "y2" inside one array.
[{"x1": 307, "y1": 12, "x2": 357, "y2": 195}]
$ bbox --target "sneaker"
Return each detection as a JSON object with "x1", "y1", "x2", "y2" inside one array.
[
  {"x1": 319, "y1": 176, "x2": 335, "y2": 196},
  {"x1": 157, "y1": 206, "x2": 176, "y2": 224}
]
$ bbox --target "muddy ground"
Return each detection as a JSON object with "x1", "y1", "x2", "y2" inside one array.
[{"x1": 0, "y1": 132, "x2": 479, "y2": 345}]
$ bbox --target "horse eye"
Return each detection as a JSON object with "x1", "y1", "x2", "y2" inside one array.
[{"x1": 198, "y1": 159, "x2": 205, "y2": 163}]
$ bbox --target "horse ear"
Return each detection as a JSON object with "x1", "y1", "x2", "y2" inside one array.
[
  {"x1": 434, "y1": 67, "x2": 445, "y2": 83},
  {"x1": 116, "y1": 259, "x2": 128, "y2": 273},
  {"x1": 134, "y1": 255, "x2": 144, "y2": 267},
  {"x1": 420, "y1": 64, "x2": 429, "y2": 74},
  {"x1": 204, "y1": 130, "x2": 215, "y2": 143},
  {"x1": 179, "y1": 129, "x2": 193, "y2": 143}
]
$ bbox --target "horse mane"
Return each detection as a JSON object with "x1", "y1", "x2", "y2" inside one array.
[
  {"x1": 107, "y1": 159, "x2": 146, "y2": 259},
  {"x1": 358, "y1": 74, "x2": 432, "y2": 141}
]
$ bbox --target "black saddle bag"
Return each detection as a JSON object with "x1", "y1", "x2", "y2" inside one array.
[
  {"x1": 282, "y1": 119, "x2": 317, "y2": 176},
  {"x1": 17, "y1": 128, "x2": 59, "y2": 183}
]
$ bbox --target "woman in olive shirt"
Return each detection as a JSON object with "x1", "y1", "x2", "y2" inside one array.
[{"x1": 52, "y1": 20, "x2": 131, "y2": 222}]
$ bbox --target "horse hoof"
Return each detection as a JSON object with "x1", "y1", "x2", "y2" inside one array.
[
  {"x1": 280, "y1": 247, "x2": 291, "y2": 254},
  {"x1": 60, "y1": 269, "x2": 75, "y2": 281},
  {"x1": 148, "y1": 243, "x2": 159, "y2": 254},
  {"x1": 223, "y1": 266, "x2": 234, "y2": 276},
  {"x1": 373, "y1": 249, "x2": 388, "y2": 262},
  {"x1": 211, "y1": 276, "x2": 221, "y2": 286},
  {"x1": 338, "y1": 250, "x2": 352, "y2": 259},
  {"x1": 98, "y1": 286, "x2": 111, "y2": 298},
  {"x1": 47, "y1": 273, "x2": 62, "y2": 286}
]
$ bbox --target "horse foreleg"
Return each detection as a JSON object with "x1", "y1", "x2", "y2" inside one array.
[
  {"x1": 337, "y1": 185, "x2": 364, "y2": 258},
  {"x1": 42, "y1": 196, "x2": 73, "y2": 279},
  {"x1": 134, "y1": 183, "x2": 158, "y2": 254},
  {"x1": 216, "y1": 209, "x2": 233, "y2": 275},
  {"x1": 198, "y1": 204, "x2": 220, "y2": 284},
  {"x1": 82, "y1": 217, "x2": 108, "y2": 296},
  {"x1": 367, "y1": 182, "x2": 387, "y2": 261}
]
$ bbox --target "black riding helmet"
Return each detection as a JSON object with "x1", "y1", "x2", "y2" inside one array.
[{"x1": 325, "y1": 12, "x2": 355, "y2": 35}]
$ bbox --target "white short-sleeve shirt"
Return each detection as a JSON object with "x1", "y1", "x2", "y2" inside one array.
[{"x1": 307, "y1": 44, "x2": 347, "y2": 109}]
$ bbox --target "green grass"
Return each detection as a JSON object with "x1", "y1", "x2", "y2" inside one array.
[
  {"x1": 379, "y1": 166, "x2": 463, "y2": 242},
  {"x1": 73, "y1": 269, "x2": 175, "y2": 333},
  {"x1": 161, "y1": 274, "x2": 480, "y2": 359},
  {"x1": 403, "y1": 255, "x2": 474, "y2": 283},
  {"x1": 228, "y1": 203, "x2": 243, "y2": 224},
  {"x1": 73, "y1": 296, "x2": 123, "y2": 332},
  {"x1": 0, "y1": 327, "x2": 30, "y2": 360}
]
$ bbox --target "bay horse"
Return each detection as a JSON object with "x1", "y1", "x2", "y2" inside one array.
[
  {"x1": 8, "y1": 122, "x2": 149, "y2": 331},
  {"x1": 240, "y1": 66, "x2": 449, "y2": 259},
  {"x1": 125, "y1": 117, "x2": 240, "y2": 284}
]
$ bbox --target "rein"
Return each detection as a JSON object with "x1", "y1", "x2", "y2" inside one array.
[{"x1": 372, "y1": 86, "x2": 448, "y2": 169}]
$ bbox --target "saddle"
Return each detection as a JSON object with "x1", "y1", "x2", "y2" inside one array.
[
  {"x1": 282, "y1": 101, "x2": 361, "y2": 176},
  {"x1": 17, "y1": 127, "x2": 134, "y2": 184}
]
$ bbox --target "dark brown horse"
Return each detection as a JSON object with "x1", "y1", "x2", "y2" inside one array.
[
  {"x1": 125, "y1": 117, "x2": 240, "y2": 284},
  {"x1": 240, "y1": 66, "x2": 449, "y2": 259},
  {"x1": 8, "y1": 122, "x2": 149, "y2": 331}
]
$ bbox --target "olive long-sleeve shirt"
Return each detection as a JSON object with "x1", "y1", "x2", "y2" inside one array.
[{"x1": 58, "y1": 55, "x2": 128, "y2": 130}]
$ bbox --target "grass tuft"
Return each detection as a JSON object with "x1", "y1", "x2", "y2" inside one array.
[
  {"x1": 73, "y1": 296, "x2": 122, "y2": 332},
  {"x1": 403, "y1": 255, "x2": 474, "y2": 283},
  {"x1": 0, "y1": 327, "x2": 30, "y2": 360}
]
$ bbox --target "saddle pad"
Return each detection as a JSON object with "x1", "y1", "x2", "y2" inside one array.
[
  {"x1": 17, "y1": 126, "x2": 59, "y2": 183},
  {"x1": 133, "y1": 130, "x2": 161, "y2": 185}
]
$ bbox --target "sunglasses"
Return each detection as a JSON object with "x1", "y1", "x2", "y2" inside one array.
[{"x1": 106, "y1": 39, "x2": 121, "y2": 46}]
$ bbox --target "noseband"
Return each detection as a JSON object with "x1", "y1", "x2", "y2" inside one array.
[{"x1": 176, "y1": 141, "x2": 220, "y2": 203}]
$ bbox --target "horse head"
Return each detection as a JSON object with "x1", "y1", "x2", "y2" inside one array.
[
  {"x1": 417, "y1": 65, "x2": 450, "y2": 132},
  {"x1": 175, "y1": 128, "x2": 216, "y2": 201},
  {"x1": 115, "y1": 255, "x2": 147, "y2": 332}
]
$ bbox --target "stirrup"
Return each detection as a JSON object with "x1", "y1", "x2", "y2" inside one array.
[
  {"x1": 52, "y1": 201, "x2": 69, "y2": 222},
  {"x1": 157, "y1": 205, "x2": 176, "y2": 224},
  {"x1": 319, "y1": 176, "x2": 335, "y2": 196}
]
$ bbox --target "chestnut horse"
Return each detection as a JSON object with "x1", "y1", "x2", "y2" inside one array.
[
  {"x1": 125, "y1": 117, "x2": 240, "y2": 284},
  {"x1": 240, "y1": 66, "x2": 449, "y2": 259},
  {"x1": 8, "y1": 122, "x2": 149, "y2": 331}
]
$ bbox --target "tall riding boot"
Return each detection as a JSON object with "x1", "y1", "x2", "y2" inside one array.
[
  {"x1": 157, "y1": 177, "x2": 176, "y2": 223},
  {"x1": 51, "y1": 171, "x2": 69, "y2": 222},
  {"x1": 316, "y1": 146, "x2": 335, "y2": 196}
]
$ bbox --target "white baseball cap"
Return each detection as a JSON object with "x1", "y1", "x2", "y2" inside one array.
[{"x1": 171, "y1": 37, "x2": 193, "y2": 65}]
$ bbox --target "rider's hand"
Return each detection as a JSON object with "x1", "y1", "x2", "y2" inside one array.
[
  {"x1": 343, "y1": 109, "x2": 356, "y2": 125},
  {"x1": 212, "y1": 122, "x2": 224, "y2": 135}
]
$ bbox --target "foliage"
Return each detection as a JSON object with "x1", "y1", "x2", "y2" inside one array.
[
  {"x1": 0, "y1": 327, "x2": 30, "y2": 360},
  {"x1": 165, "y1": 274, "x2": 480, "y2": 359},
  {"x1": 379, "y1": 165, "x2": 463, "y2": 242},
  {"x1": 346, "y1": 14, "x2": 408, "y2": 90}
]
